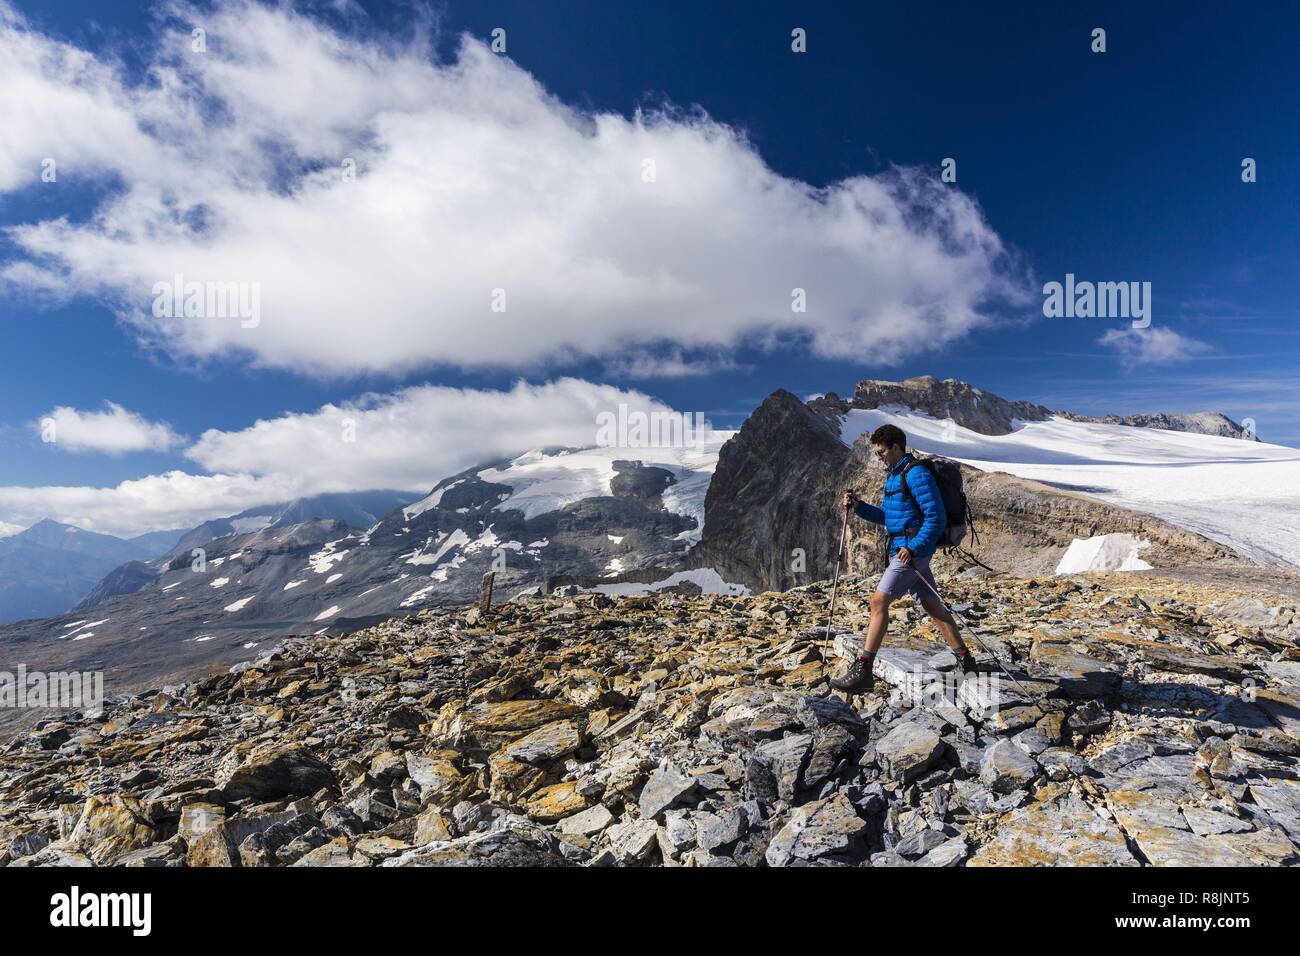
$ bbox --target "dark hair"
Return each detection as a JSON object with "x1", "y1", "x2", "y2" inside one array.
[{"x1": 869, "y1": 424, "x2": 907, "y2": 451}]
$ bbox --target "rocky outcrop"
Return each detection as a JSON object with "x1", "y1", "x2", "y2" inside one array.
[
  {"x1": 1096, "y1": 411, "x2": 1256, "y2": 441},
  {"x1": 1, "y1": 572, "x2": 1297, "y2": 867},
  {"x1": 843, "y1": 376, "x2": 1054, "y2": 436},
  {"x1": 692, "y1": 389, "x2": 854, "y2": 591},
  {"x1": 820, "y1": 375, "x2": 1258, "y2": 441}
]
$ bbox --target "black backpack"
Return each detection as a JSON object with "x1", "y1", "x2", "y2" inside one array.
[{"x1": 896, "y1": 456, "x2": 975, "y2": 550}]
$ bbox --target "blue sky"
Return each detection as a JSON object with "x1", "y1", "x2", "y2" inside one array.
[{"x1": 0, "y1": 0, "x2": 1296, "y2": 535}]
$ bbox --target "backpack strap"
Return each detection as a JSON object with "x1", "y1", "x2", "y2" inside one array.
[
  {"x1": 895, "y1": 460, "x2": 919, "y2": 510},
  {"x1": 894, "y1": 460, "x2": 922, "y2": 534}
]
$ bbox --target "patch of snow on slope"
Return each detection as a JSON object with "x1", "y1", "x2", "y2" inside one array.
[
  {"x1": 314, "y1": 605, "x2": 341, "y2": 621},
  {"x1": 209, "y1": 577, "x2": 229, "y2": 588},
  {"x1": 224, "y1": 597, "x2": 254, "y2": 612},
  {"x1": 403, "y1": 480, "x2": 464, "y2": 520},
  {"x1": 401, "y1": 583, "x2": 437, "y2": 607},
  {"x1": 587, "y1": 568, "x2": 750, "y2": 597},
  {"x1": 1055, "y1": 534, "x2": 1153, "y2": 574},
  {"x1": 408, "y1": 529, "x2": 468, "y2": 567},
  {"x1": 283, "y1": 580, "x2": 304, "y2": 590},
  {"x1": 308, "y1": 539, "x2": 349, "y2": 574},
  {"x1": 840, "y1": 407, "x2": 1300, "y2": 567}
]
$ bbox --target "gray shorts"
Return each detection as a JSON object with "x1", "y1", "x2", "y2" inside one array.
[{"x1": 876, "y1": 554, "x2": 936, "y2": 600}]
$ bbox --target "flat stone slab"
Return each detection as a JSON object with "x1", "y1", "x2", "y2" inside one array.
[
  {"x1": 1028, "y1": 642, "x2": 1121, "y2": 699},
  {"x1": 1127, "y1": 825, "x2": 1298, "y2": 867},
  {"x1": 969, "y1": 793, "x2": 1138, "y2": 867}
]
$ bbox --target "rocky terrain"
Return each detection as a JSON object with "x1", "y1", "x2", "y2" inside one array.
[{"x1": 3, "y1": 570, "x2": 1298, "y2": 867}]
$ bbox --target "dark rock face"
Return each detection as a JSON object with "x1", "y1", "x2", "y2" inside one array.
[
  {"x1": 693, "y1": 389, "x2": 854, "y2": 591},
  {"x1": 833, "y1": 374, "x2": 1258, "y2": 442},
  {"x1": 845, "y1": 376, "x2": 1054, "y2": 436},
  {"x1": 216, "y1": 743, "x2": 337, "y2": 802}
]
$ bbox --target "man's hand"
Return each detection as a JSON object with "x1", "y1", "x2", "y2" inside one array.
[
  {"x1": 842, "y1": 490, "x2": 857, "y2": 514},
  {"x1": 896, "y1": 547, "x2": 913, "y2": 565}
]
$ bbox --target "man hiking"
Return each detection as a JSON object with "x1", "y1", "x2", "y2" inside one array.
[{"x1": 830, "y1": 423, "x2": 976, "y2": 692}]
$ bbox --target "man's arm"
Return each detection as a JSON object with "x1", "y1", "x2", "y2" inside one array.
[
  {"x1": 902, "y1": 466, "x2": 946, "y2": 553},
  {"x1": 854, "y1": 500, "x2": 885, "y2": 525}
]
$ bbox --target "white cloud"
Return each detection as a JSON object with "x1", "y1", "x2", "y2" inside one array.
[
  {"x1": 0, "y1": 470, "x2": 300, "y2": 539},
  {"x1": 1098, "y1": 327, "x2": 1213, "y2": 366},
  {"x1": 186, "y1": 377, "x2": 678, "y2": 492},
  {"x1": 35, "y1": 402, "x2": 185, "y2": 454},
  {"x1": 0, "y1": 378, "x2": 679, "y2": 537},
  {"x1": 0, "y1": 519, "x2": 25, "y2": 538},
  {"x1": 0, "y1": 1, "x2": 1027, "y2": 377}
]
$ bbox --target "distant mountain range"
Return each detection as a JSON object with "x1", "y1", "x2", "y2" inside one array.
[
  {"x1": 0, "y1": 520, "x2": 183, "y2": 625},
  {"x1": 0, "y1": 377, "x2": 1290, "y2": 704},
  {"x1": 0, "y1": 491, "x2": 411, "y2": 625}
]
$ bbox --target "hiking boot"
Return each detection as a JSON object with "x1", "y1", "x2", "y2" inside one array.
[
  {"x1": 955, "y1": 648, "x2": 978, "y2": 675},
  {"x1": 830, "y1": 655, "x2": 875, "y2": 692}
]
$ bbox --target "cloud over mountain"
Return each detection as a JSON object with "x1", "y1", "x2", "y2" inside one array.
[
  {"x1": 0, "y1": 378, "x2": 678, "y2": 536},
  {"x1": 0, "y1": 0, "x2": 1027, "y2": 377}
]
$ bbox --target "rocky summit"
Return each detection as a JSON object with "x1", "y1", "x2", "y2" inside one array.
[{"x1": 2, "y1": 572, "x2": 1298, "y2": 867}]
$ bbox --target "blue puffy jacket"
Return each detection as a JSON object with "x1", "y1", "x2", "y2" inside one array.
[{"x1": 853, "y1": 453, "x2": 947, "y2": 559}]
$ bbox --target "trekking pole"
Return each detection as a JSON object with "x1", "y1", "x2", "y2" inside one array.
[
  {"x1": 823, "y1": 501, "x2": 851, "y2": 639},
  {"x1": 906, "y1": 560, "x2": 1034, "y2": 698}
]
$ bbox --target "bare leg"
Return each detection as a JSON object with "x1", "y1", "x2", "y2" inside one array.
[
  {"x1": 863, "y1": 591, "x2": 894, "y2": 654},
  {"x1": 920, "y1": 594, "x2": 966, "y2": 652}
]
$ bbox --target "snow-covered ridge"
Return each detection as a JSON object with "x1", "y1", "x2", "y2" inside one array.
[
  {"x1": 841, "y1": 408, "x2": 1300, "y2": 567},
  {"x1": 477, "y1": 438, "x2": 733, "y2": 525}
]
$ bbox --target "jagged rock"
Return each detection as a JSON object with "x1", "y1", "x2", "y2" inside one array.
[
  {"x1": 524, "y1": 781, "x2": 588, "y2": 823},
  {"x1": 1182, "y1": 807, "x2": 1252, "y2": 836},
  {"x1": 606, "y1": 817, "x2": 660, "y2": 863},
  {"x1": 694, "y1": 807, "x2": 747, "y2": 852},
  {"x1": 746, "y1": 734, "x2": 813, "y2": 804},
  {"x1": 383, "y1": 822, "x2": 570, "y2": 867},
  {"x1": 503, "y1": 720, "x2": 583, "y2": 765},
  {"x1": 917, "y1": 836, "x2": 968, "y2": 867},
  {"x1": 639, "y1": 765, "x2": 698, "y2": 820},
  {"x1": 875, "y1": 723, "x2": 944, "y2": 783},
  {"x1": 765, "y1": 792, "x2": 867, "y2": 866},
  {"x1": 216, "y1": 742, "x2": 336, "y2": 802},
  {"x1": 68, "y1": 794, "x2": 155, "y2": 865},
  {"x1": 980, "y1": 739, "x2": 1040, "y2": 794},
  {"x1": 187, "y1": 826, "x2": 240, "y2": 867}
]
